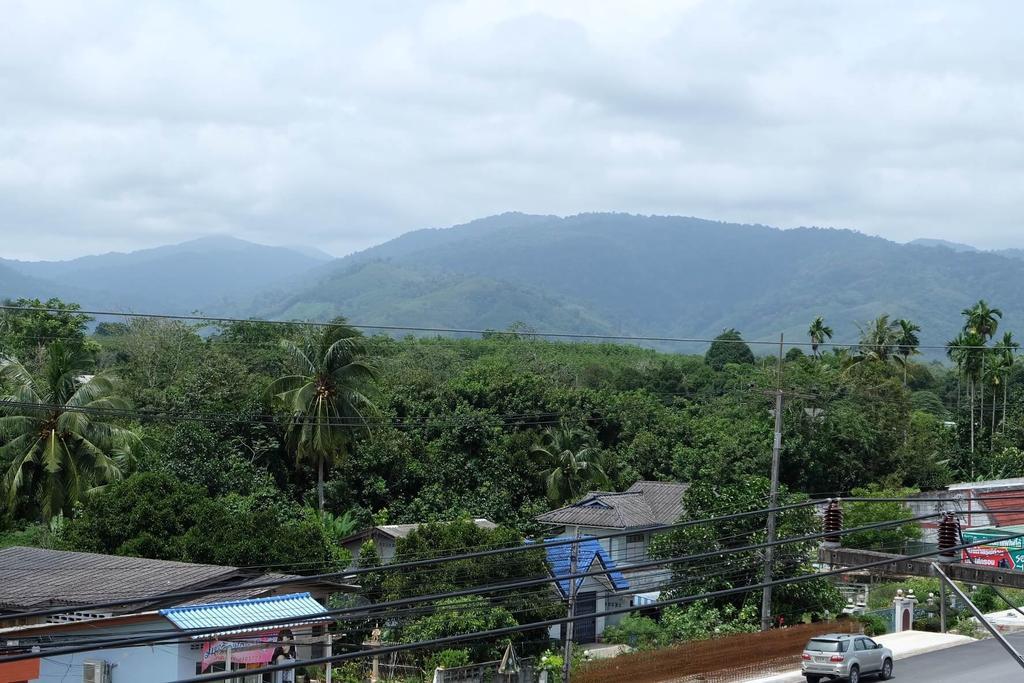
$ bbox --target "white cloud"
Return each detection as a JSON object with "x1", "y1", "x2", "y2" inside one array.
[{"x1": 1, "y1": 0, "x2": 1023, "y2": 259}]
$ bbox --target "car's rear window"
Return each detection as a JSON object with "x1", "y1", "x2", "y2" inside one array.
[{"x1": 806, "y1": 639, "x2": 847, "y2": 652}]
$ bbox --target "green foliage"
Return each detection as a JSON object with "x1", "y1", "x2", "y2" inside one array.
[
  {"x1": 651, "y1": 477, "x2": 843, "y2": 623},
  {"x1": 842, "y1": 486, "x2": 922, "y2": 552},
  {"x1": 602, "y1": 615, "x2": 669, "y2": 650},
  {"x1": 857, "y1": 613, "x2": 889, "y2": 636},
  {"x1": 61, "y1": 472, "x2": 346, "y2": 571},
  {"x1": 661, "y1": 601, "x2": 759, "y2": 640},
  {"x1": 0, "y1": 298, "x2": 94, "y2": 363},
  {"x1": 426, "y1": 649, "x2": 471, "y2": 671},
  {"x1": 399, "y1": 596, "x2": 516, "y2": 662},
  {"x1": 705, "y1": 329, "x2": 755, "y2": 370}
]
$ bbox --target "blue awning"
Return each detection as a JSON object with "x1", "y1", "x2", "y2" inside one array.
[{"x1": 160, "y1": 592, "x2": 330, "y2": 638}]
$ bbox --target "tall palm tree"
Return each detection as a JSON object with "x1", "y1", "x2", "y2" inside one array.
[
  {"x1": 985, "y1": 357, "x2": 1005, "y2": 452},
  {"x1": 0, "y1": 342, "x2": 136, "y2": 520},
  {"x1": 893, "y1": 318, "x2": 921, "y2": 386},
  {"x1": 959, "y1": 331, "x2": 986, "y2": 458},
  {"x1": 947, "y1": 332, "x2": 967, "y2": 414},
  {"x1": 997, "y1": 331, "x2": 1019, "y2": 433},
  {"x1": 267, "y1": 320, "x2": 377, "y2": 513},
  {"x1": 962, "y1": 301, "x2": 1002, "y2": 451},
  {"x1": 531, "y1": 426, "x2": 609, "y2": 506},
  {"x1": 807, "y1": 316, "x2": 833, "y2": 357}
]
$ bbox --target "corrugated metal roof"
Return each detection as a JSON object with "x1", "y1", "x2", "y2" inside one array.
[
  {"x1": 977, "y1": 492, "x2": 1024, "y2": 527},
  {"x1": 537, "y1": 537, "x2": 629, "y2": 598},
  {"x1": 535, "y1": 481, "x2": 688, "y2": 529},
  {"x1": 161, "y1": 592, "x2": 329, "y2": 637},
  {"x1": 340, "y1": 518, "x2": 498, "y2": 545},
  {"x1": 0, "y1": 546, "x2": 240, "y2": 612}
]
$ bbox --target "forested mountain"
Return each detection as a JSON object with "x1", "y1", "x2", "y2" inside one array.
[
  {"x1": 5, "y1": 215, "x2": 1024, "y2": 350},
  {"x1": 0, "y1": 236, "x2": 329, "y2": 314},
  {"x1": 258, "y1": 213, "x2": 1024, "y2": 349}
]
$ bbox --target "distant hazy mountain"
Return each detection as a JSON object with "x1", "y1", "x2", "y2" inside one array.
[
  {"x1": 906, "y1": 238, "x2": 979, "y2": 253},
  {"x1": 256, "y1": 213, "x2": 1024, "y2": 348},
  {"x1": 1, "y1": 237, "x2": 329, "y2": 314}
]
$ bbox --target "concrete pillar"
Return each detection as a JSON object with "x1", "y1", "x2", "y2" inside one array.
[{"x1": 892, "y1": 589, "x2": 919, "y2": 632}]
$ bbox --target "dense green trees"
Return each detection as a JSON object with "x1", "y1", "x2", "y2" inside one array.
[
  {"x1": 705, "y1": 329, "x2": 755, "y2": 370},
  {"x1": 532, "y1": 426, "x2": 609, "y2": 505}
]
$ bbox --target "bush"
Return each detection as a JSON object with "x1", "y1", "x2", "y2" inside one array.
[
  {"x1": 603, "y1": 615, "x2": 668, "y2": 650},
  {"x1": 426, "y1": 649, "x2": 471, "y2": 671},
  {"x1": 857, "y1": 613, "x2": 889, "y2": 636}
]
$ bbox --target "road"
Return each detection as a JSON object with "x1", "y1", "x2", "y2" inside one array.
[{"x1": 890, "y1": 632, "x2": 1024, "y2": 681}]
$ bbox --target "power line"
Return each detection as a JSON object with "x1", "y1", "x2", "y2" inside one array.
[
  {"x1": 165, "y1": 528, "x2": 1024, "y2": 683},
  {"x1": 0, "y1": 511, "x2": 939, "y2": 663},
  {"x1": 0, "y1": 497, "x2": 824, "y2": 622},
  {"x1": 0, "y1": 304, "x2": 1013, "y2": 352}
]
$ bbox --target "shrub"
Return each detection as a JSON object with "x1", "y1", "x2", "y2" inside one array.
[
  {"x1": 603, "y1": 615, "x2": 668, "y2": 650},
  {"x1": 857, "y1": 613, "x2": 889, "y2": 636}
]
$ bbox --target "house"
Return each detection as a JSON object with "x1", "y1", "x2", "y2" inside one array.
[
  {"x1": 0, "y1": 546, "x2": 351, "y2": 629},
  {"x1": 537, "y1": 536, "x2": 631, "y2": 644},
  {"x1": 903, "y1": 478, "x2": 1024, "y2": 546},
  {"x1": 0, "y1": 592, "x2": 332, "y2": 682},
  {"x1": 340, "y1": 518, "x2": 498, "y2": 565},
  {"x1": 535, "y1": 480, "x2": 688, "y2": 594},
  {"x1": 0, "y1": 547, "x2": 356, "y2": 682}
]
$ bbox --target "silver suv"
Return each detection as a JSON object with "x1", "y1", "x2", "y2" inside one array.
[{"x1": 801, "y1": 633, "x2": 893, "y2": 683}]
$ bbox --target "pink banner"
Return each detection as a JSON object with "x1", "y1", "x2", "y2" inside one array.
[{"x1": 201, "y1": 635, "x2": 277, "y2": 672}]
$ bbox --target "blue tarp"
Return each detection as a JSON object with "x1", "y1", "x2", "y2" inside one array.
[{"x1": 535, "y1": 536, "x2": 629, "y2": 598}]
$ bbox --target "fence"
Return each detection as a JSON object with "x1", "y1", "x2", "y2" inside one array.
[
  {"x1": 432, "y1": 657, "x2": 536, "y2": 683},
  {"x1": 576, "y1": 621, "x2": 861, "y2": 683}
]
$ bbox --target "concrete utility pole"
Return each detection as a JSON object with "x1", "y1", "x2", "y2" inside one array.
[
  {"x1": 761, "y1": 333, "x2": 785, "y2": 632},
  {"x1": 562, "y1": 529, "x2": 581, "y2": 683}
]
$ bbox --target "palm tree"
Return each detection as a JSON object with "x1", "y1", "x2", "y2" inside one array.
[
  {"x1": 963, "y1": 300, "x2": 1003, "y2": 340},
  {"x1": 855, "y1": 315, "x2": 898, "y2": 363},
  {"x1": 807, "y1": 316, "x2": 833, "y2": 357},
  {"x1": 266, "y1": 320, "x2": 377, "y2": 514},
  {"x1": 0, "y1": 342, "x2": 136, "y2": 520},
  {"x1": 962, "y1": 301, "x2": 1002, "y2": 451},
  {"x1": 947, "y1": 332, "x2": 967, "y2": 414},
  {"x1": 531, "y1": 426, "x2": 610, "y2": 506},
  {"x1": 985, "y1": 357, "x2": 1006, "y2": 452},
  {"x1": 997, "y1": 331, "x2": 1019, "y2": 433},
  {"x1": 893, "y1": 318, "x2": 921, "y2": 386}
]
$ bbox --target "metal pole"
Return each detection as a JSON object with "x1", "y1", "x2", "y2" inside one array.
[
  {"x1": 562, "y1": 529, "x2": 581, "y2": 683},
  {"x1": 932, "y1": 563, "x2": 1024, "y2": 669},
  {"x1": 325, "y1": 633, "x2": 333, "y2": 683},
  {"x1": 939, "y1": 580, "x2": 947, "y2": 633},
  {"x1": 761, "y1": 333, "x2": 785, "y2": 632}
]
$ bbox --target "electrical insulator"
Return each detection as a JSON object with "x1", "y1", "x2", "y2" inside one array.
[
  {"x1": 937, "y1": 512, "x2": 960, "y2": 558},
  {"x1": 823, "y1": 499, "x2": 843, "y2": 544}
]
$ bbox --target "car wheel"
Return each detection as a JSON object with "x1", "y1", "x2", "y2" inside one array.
[
  {"x1": 878, "y1": 658, "x2": 893, "y2": 680},
  {"x1": 848, "y1": 665, "x2": 860, "y2": 683}
]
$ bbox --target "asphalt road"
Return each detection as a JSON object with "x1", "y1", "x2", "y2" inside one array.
[{"x1": 889, "y1": 633, "x2": 1024, "y2": 681}]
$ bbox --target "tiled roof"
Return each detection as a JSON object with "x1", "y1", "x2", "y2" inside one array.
[
  {"x1": 341, "y1": 518, "x2": 497, "y2": 545},
  {"x1": 977, "y1": 491, "x2": 1024, "y2": 527},
  {"x1": 539, "y1": 537, "x2": 629, "y2": 598},
  {"x1": 161, "y1": 592, "x2": 329, "y2": 637},
  {"x1": 535, "y1": 481, "x2": 688, "y2": 529},
  {"x1": 0, "y1": 546, "x2": 243, "y2": 612}
]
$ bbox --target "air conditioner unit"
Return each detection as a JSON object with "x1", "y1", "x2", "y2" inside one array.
[{"x1": 83, "y1": 660, "x2": 111, "y2": 683}]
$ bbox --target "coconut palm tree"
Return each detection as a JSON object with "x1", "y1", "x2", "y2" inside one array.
[
  {"x1": 807, "y1": 316, "x2": 834, "y2": 357},
  {"x1": 947, "y1": 332, "x2": 967, "y2": 414},
  {"x1": 855, "y1": 315, "x2": 898, "y2": 363},
  {"x1": 893, "y1": 318, "x2": 921, "y2": 386},
  {"x1": 531, "y1": 426, "x2": 610, "y2": 506},
  {"x1": 963, "y1": 300, "x2": 1003, "y2": 340},
  {"x1": 266, "y1": 320, "x2": 377, "y2": 514},
  {"x1": 0, "y1": 342, "x2": 137, "y2": 520}
]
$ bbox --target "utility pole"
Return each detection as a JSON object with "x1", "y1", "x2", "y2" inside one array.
[
  {"x1": 761, "y1": 333, "x2": 785, "y2": 632},
  {"x1": 562, "y1": 529, "x2": 581, "y2": 683}
]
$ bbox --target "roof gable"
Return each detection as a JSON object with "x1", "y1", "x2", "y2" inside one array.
[
  {"x1": 535, "y1": 481, "x2": 688, "y2": 529},
  {"x1": 539, "y1": 537, "x2": 629, "y2": 597}
]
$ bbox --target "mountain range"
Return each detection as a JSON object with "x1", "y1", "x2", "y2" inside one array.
[{"x1": 4, "y1": 214, "x2": 1024, "y2": 351}]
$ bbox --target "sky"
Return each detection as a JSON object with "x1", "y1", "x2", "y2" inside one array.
[{"x1": 2, "y1": 0, "x2": 1023, "y2": 260}]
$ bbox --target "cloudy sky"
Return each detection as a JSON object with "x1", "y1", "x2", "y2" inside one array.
[{"x1": 2, "y1": 1, "x2": 1023, "y2": 260}]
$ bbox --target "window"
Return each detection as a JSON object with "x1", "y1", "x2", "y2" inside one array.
[
  {"x1": 626, "y1": 534, "x2": 646, "y2": 560},
  {"x1": 854, "y1": 639, "x2": 869, "y2": 651},
  {"x1": 807, "y1": 639, "x2": 847, "y2": 653},
  {"x1": 863, "y1": 637, "x2": 877, "y2": 649}
]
